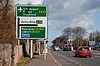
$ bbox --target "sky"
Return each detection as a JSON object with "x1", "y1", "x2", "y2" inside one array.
[{"x1": 15, "y1": 0, "x2": 100, "y2": 46}]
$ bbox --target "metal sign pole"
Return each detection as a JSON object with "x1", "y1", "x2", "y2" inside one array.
[
  {"x1": 31, "y1": 40, "x2": 33, "y2": 58},
  {"x1": 44, "y1": 39, "x2": 46, "y2": 59},
  {"x1": 37, "y1": 41, "x2": 38, "y2": 55},
  {"x1": 39, "y1": 41, "x2": 41, "y2": 55},
  {"x1": 18, "y1": 39, "x2": 20, "y2": 64},
  {"x1": 27, "y1": 39, "x2": 29, "y2": 54},
  {"x1": 34, "y1": 44, "x2": 35, "y2": 54}
]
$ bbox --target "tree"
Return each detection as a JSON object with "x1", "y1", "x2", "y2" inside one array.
[
  {"x1": 73, "y1": 37, "x2": 87, "y2": 46},
  {"x1": 92, "y1": 30, "x2": 100, "y2": 43},
  {"x1": 89, "y1": 30, "x2": 100, "y2": 41},
  {"x1": 73, "y1": 27, "x2": 86, "y2": 46},
  {"x1": 0, "y1": 0, "x2": 16, "y2": 44},
  {"x1": 95, "y1": 36, "x2": 100, "y2": 43},
  {"x1": 52, "y1": 36, "x2": 65, "y2": 47},
  {"x1": 63, "y1": 27, "x2": 73, "y2": 41},
  {"x1": 52, "y1": 27, "x2": 86, "y2": 47}
]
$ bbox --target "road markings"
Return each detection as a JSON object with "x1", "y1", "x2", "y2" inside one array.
[
  {"x1": 49, "y1": 50, "x2": 62, "y2": 66},
  {"x1": 55, "y1": 51, "x2": 82, "y2": 66}
]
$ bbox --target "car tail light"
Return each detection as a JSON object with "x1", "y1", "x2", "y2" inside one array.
[
  {"x1": 65, "y1": 47, "x2": 67, "y2": 48},
  {"x1": 79, "y1": 51, "x2": 82, "y2": 53}
]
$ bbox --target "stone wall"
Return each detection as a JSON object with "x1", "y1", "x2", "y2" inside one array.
[
  {"x1": 0, "y1": 44, "x2": 12, "y2": 66},
  {"x1": 0, "y1": 44, "x2": 23, "y2": 66}
]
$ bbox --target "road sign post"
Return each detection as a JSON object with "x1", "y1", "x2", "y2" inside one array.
[
  {"x1": 31, "y1": 40, "x2": 33, "y2": 58},
  {"x1": 39, "y1": 41, "x2": 41, "y2": 55},
  {"x1": 18, "y1": 39, "x2": 20, "y2": 64},
  {"x1": 16, "y1": 5, "x2": 48, "y2": 60},
  {"x1": 27, "y1": 39, "x2": 29, "y2": 54},
  {"x1": 44, "y1": 39, "x2": 46, "y2": 59}
]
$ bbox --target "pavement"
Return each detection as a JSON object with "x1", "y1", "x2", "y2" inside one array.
[
  {"x1": 25, "y1": 50, "x2": 59, "y2": 66},
  {"x1": 92, "y1": 50, "x2": 100, "y2": 58}
]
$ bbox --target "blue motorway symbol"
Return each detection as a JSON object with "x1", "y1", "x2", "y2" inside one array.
[{"x1": 22, "y1": 34, "x2": 30, "y2": 38}]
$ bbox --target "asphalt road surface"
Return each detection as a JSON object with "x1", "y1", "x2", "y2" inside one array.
[{"x1": 52, "y1": 50, "x2": 100, "y2": 66}]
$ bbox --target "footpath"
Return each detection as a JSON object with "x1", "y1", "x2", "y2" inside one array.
[
  {"x1": 25, "y1": 50, "x2": 59, "y2": 66},
  {"x1": 92, "y1": 50, "x2": 100, "y2": 58}
]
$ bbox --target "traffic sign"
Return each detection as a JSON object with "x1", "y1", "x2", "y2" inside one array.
[
  {"x1": 16, "y1": 5, "x2": 48, "y2": 39},
  {"x1": 17, "y1": 6, "x2": 46, "y2": 17},
  {"x1": 89, "y1": 41, "x2": 95, "y2": 45}
]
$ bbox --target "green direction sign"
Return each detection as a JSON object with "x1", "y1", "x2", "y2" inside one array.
[
  {"x1": 17, "y1": 6, "x2": 47, "y2": 17},
  {"x1": 21, "y1": 27, "x2": 45, "y2": 38},
  {"x1": 16, "y1": 5, "x2": 48, "y2": 39}
]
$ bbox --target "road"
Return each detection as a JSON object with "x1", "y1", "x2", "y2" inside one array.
[{"x1": 51, "y1": 50, "x2": 100, "y2": 66}]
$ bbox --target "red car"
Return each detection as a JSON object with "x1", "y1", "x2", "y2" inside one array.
[{"x1": 75, "y1": 46, "x2": 91, "y2": 57}]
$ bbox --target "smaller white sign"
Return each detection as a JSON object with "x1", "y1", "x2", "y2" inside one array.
[{"x1": 19, "y1": 17, "x2": 47, "y2": 25}]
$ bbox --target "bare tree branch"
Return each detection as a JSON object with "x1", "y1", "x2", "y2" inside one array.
[{"x1": 0, "y1": 0, "x2": 17, "y2": 44}]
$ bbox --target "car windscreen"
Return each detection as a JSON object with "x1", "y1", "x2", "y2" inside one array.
[
  {"x1": 65, "y1": 45, "x2": 71, "y2": 47},
  {"x1": 80, "y1": 47, "x2": 89, "y2": 50},
  {"x1": 54, "y1": 46, "x2": 59, "y2": 48}
]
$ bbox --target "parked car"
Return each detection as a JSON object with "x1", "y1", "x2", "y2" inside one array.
[
  {"x1": 53, "y1": 46, "x2": 60, "y2": 51},
  {"x1": 63, "y1": 44, "x2": 71, "y2": 51},
  {"x1": 75, "y1": 46, "x2": 91, "y2": 57}
]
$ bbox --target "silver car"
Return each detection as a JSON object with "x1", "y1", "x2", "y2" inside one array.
[{"x1": 53, "y1": 46, "x2": 60, "y2": 51}]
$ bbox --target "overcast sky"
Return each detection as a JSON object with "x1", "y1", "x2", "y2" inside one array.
[{"x1": 15, "y1": 0, "x2": 100, "y2": 46}]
